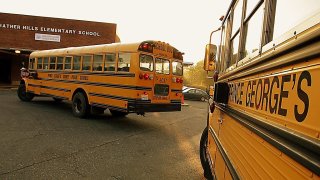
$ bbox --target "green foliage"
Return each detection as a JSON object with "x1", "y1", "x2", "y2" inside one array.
[{"x1": 183, "y1": 60, "x2": 214, "y2": 90}]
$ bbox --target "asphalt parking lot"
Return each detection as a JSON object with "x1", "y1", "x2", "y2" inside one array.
[{"x1": 0, "y1": 89, "x2": 208, "y2": 179}]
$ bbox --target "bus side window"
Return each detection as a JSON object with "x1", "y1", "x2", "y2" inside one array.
[
  {"x1": 229, "y1": 0, "x2": 243, "y2": 67},
  {"x1": 93, "y1": 54, "x2": 103, "y2": 71},
  {"x1": 43, "y1": 57, "x2": 49, "y2": 70},
  {"x1": 104, "y1": 53, "x2": 116, "y2": 71},
  {"x1": 73, "y1": 56, "x2": 81, "y2": 70},
  {"x1": 242, "y1": 0, "x2": 264, "y2": 60},
  {"x1": 64, "y1": 56, "x2": 72, "y2": 70},
  {"x1": 82, "y1": 55, "x2": 92, "y2": 71},
  {"x1": 37, "y1": 57, "x2": 43, "y2": 69},
  {"x1": 118, "y1": 53, "x2": 131, "y2": 72},
  {"x1": 49, "y1": 57, "x2": 57, "y2": 70},
  {"x1": 57, "y1": 57, "x2": 64, "y2": 70}
]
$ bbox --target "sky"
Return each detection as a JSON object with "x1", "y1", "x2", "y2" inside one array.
[{"x1": 0, "y1": 0, "x2": 231, "y2": 63}]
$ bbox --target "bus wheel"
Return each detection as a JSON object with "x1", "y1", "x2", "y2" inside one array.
[
  {"x1": 200, "y1": 127, "x2": 213, "y2": 179},
  {"x1": 110, "y1": 110, "x2": 128, "y2": 117},
  {"x1": 72, "y1": 92, "x2": 90, "y2": 118},
  {"x1": 53, "y1": 97, "x2": 63, "y2": 102},
  {"x1": 17, "y1": 84, "x2": 34, "y2": 102}
]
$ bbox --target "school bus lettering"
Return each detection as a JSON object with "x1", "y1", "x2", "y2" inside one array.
[
  {"x1": 295, "y1": 70, "x2": 311, "y2": 122},
  {"x1": 229, "y1": 70, "x2": 312, "y2": 122},
  {"x1": 54, "y1": 74, "x2": 62, "y2": 79},
  {"x1": 79, "y1": 76, "x2": 88, "y2": 81},
  {"x1": 200, "y1": 1, "x2": 319, "y2": 179},
  {"x1": 71, "y1": 75, "x2": 77, "y2": 80}
]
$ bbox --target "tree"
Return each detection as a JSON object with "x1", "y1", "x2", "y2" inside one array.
[{"x1": 183, "y1": 60, "x2": 214, "y2": 90}]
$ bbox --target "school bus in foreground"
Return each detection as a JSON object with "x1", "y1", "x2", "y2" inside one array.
[
  {"x1": 200, "y1": 0, "x2": 319, "y2": 179},
  {"x1": 18, "y1": 41, "x2": 184, "y2": 117}
]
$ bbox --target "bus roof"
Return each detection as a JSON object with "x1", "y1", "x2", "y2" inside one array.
[{"x1": 29, "y1": 40, "x2": 183, "y2": 60}]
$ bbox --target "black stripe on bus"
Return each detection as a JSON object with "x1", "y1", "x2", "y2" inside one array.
[
  {"x1": 90, "y1": 92, "x2": 152, "y2": 104},
  {"x1": 91, "y1": 102, "x2": 127, "y2": 112},
  {"x1": 215, "y1": 103, "x2": 320, "y2": 175},
  {"x1": 28, "y1": 84, "x2": 41, "y2": 88},
  {"x1": 171, "y1": 89, "x2": 182, "y2": 93},
  {"x1": 89, "y1": 92, "x2": 135, "y2": 102},
  {"x1": 208, "y1": 126, "x2": 240, "y2": 180},
  {"x1": 29, "y1": 84, "x2": 71, "y2": 92},
  {"x1": 33, "y1": 70, "x2": 135, "y2": 77},
  {"x1": 42, "y1": 86, "x2": 71, "y2": 92},
  {"x1": 41, "y1": 78, "x2": 152, "y2": 91}
]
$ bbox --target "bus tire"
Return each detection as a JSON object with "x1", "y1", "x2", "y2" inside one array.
[
  {"x1": 72, "y1": 92, "x2": 90, "y2": 118},
  {"x1": 110, "y1": 110, "x2": 128, "y2": 117},
  {"x1": 200, "y1": 127, "x2": 213, "y2": 180},
  {"x1": 17, "y1": 84, "x2": 34, "y2": 102}
]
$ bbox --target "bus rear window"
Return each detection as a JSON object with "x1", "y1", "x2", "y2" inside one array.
[
  {"x1": 140, "y1": 54, "x2": 153, "y2": 72},
  {"x1": 155, "y1": 58, "x2": 170, "y2": 74},
  {"x1": 172, "y1": 61, "x2": 183, "y2": 76}
]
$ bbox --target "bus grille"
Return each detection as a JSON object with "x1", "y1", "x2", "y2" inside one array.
[{"x1": 154, "y1": 84, "x2": 169, "y2": 96}]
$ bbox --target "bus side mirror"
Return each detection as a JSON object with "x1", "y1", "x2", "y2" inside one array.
[{"x1": 203, "y1": 44, "x2": 217, "y2": 71}]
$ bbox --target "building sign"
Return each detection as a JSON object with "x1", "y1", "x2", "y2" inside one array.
[
  {"x1": 0, "y1": 23, "x2": 101, "y2": 37},
  {"x1": 0, "y1": 13, "x2": 117, "y2": 51},
  {"x1": 35, "y1": 33, "x2": 61, "y2": 42}
]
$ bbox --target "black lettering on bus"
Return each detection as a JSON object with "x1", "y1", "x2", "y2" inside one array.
[
  {"x1": 278, "y1": 75, "x2": 291, "y2": 116},
  {"x1": 250, "y1": 80, "x2": 256, "y2": 108},
  {"x1": 246, "y1": 81, "x2": 252, "y2": 107},
  {"x1": 294, "y1": 71, "x2": 311, "y2": 122},
  {"x1": 255, "y1": 79, "x2": 263, "y2": 110},
  {"x1": 239, "y1": 82, "x2": 244, "y2": 105},
  {"x1": 261, "y1": 78, "x2": 270, "y2": 111},
  {"x1": 269, "y1": 76, "x2": 279, "y2": 114}
]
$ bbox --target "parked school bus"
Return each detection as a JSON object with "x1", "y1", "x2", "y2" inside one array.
[
  {"x1": 18, "y1": 41, "x2": 184, "y2": 117},
  {"x1": 200, "y1": 0, "x2": 319, "y2": 179}
]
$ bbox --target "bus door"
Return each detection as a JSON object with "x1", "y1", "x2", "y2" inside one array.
[{"x1": 153, "y1": 57, "x2": 171, "y2": 103}]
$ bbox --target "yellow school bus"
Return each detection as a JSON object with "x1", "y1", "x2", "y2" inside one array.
[
  {"x1": 18, "y1": 41, "x2": 184, "y2": 117},
  {"x1": 200, "y1": 0, "x2": 319, "y2": 179}
]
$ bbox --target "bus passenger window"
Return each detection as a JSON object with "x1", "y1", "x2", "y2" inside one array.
[
  {"x1": 104, "y1": 54, "x2": 116, "y2": 71},
  {"x1": 82, "y1": 55, "x2": 92, "y2": 71},
  {"x1": 49, "y1": 57, "x2": 56, "y2": 70},
  {"x1": 118, "y1": 53, "x2": 131, "y2": 72},
  {"x1": 57, "y1": 57, "x2": 64, "y2": 70},
  {"x1": 37, "y1": 57, "x2": 43, "y2": 69},
  {"x1": 229, "y1": 0, "x2": 243, "y2": 67},
  {"x1": 73, "y1": 56, "x2": 81, "y2": 70},
  {"x1": 43, "y1": 57, "x2": 49, "y2": 70},
  {"x1": 139, "y1": 54, "x2": 153, "y2": 72},
  {"x1": 65, "y1": 56, "x2": 72, "y2": 70},
  {"x1": 93, "y1": 54, "x2": 103, "y2": 71},
  {"x1": 243, "y1": 2, "x2": 264, "y2": 58}
]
